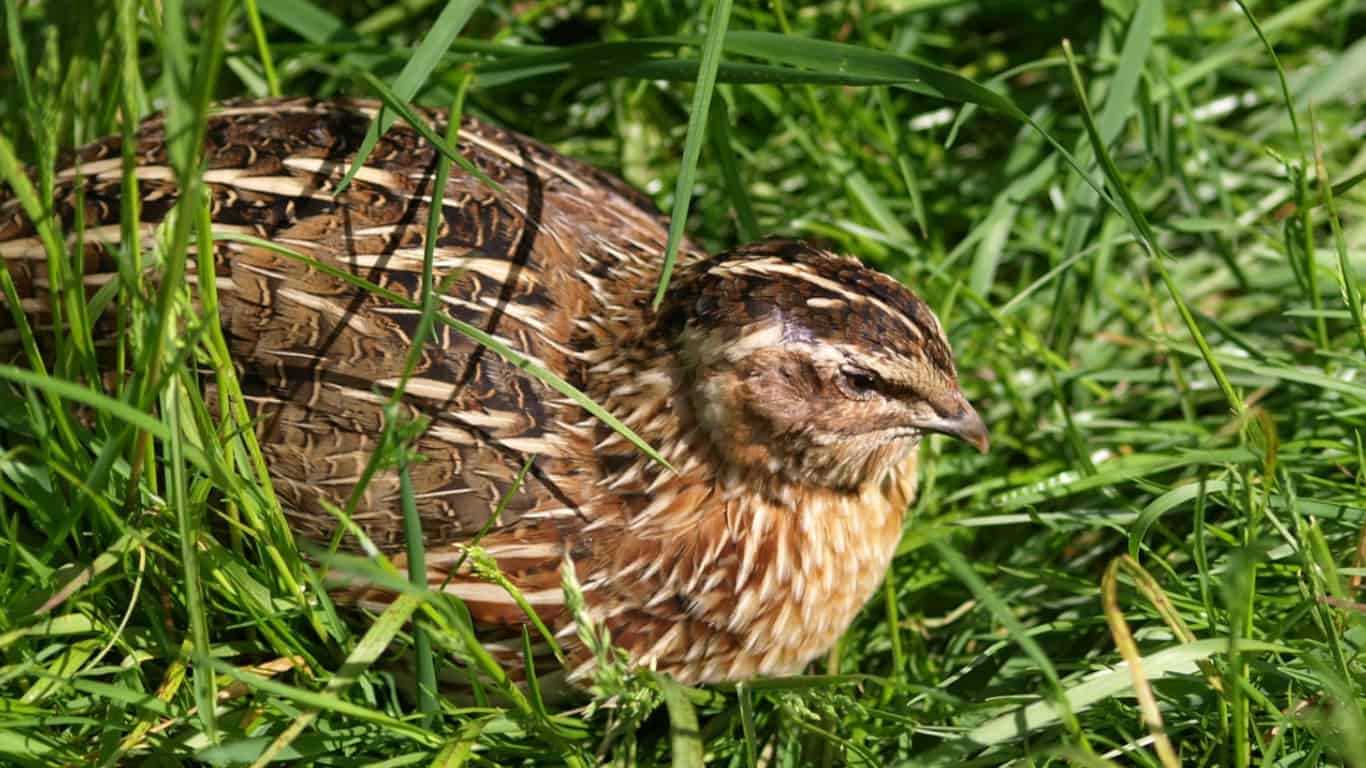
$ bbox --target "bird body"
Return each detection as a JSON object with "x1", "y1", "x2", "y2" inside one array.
[{"x1": 0, "y1": 99, "x2": 986, "y2": 684}]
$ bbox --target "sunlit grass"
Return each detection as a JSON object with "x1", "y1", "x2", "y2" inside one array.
[{"x1": 1, "y1": 1, "x2": 1364, "y2": 765}]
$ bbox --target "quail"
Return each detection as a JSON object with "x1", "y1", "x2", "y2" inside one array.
[{"x1": 0, "y1": 98, "x2": 989, "y2": 684}]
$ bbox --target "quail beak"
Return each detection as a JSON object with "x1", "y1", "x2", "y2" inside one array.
[{"x1": 915, "y1": 397, "x2": 990, "y2": 454}]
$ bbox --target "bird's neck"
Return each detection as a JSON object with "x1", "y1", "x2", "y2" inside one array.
[{"x1": 571, "y1": 354, "x2": 918, "y2": 681}]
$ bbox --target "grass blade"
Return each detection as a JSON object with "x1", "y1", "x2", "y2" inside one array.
[
  {"x1": 1061, "y1": 39, "x2": 1243, "y2": 415},
  {"x1": 925, "y1": 639, "x2": 1293, "y2": 761},
  {"x1": 659, "y1": 675, "x2": 705, "y2": 768},
  {"x1": 336, "y1": 0, "x2": 478, "y2": 192},
  {"x1": 652, "y1": 0, "x2": 735, "y2": 308}
]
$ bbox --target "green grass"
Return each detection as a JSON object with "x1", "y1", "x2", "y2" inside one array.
[{"x1": 2, "y1": 0, "x2": 1365, "y2": 765}]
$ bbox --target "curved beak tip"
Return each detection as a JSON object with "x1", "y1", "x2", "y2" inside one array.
[
  {"x1": 921, "y1": 400, "x2": 990, "y2": 454},
  {"x1": 960, "y1": 408, "x2": 991, "y2": 455},
  {"x1": 970, "y1": 428, "x2": 991, "y2": 455}
]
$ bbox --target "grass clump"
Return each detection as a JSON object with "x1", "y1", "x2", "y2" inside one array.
[{"x1": 2, "y1": 0, "x2": 1365, "y2": 765}]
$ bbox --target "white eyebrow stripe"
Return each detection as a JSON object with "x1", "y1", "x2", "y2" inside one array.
[{"x1": 832, "y1": 344, "x2": 911, "y2": 379}]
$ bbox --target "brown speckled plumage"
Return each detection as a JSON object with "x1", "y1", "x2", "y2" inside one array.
[{"x1": 0, "y1": 98, "x2": 988, "y2": 684}]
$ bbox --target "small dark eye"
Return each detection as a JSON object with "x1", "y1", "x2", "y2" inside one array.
[{"x1": 841, "y1": 367, "x2": 881, "y2": 394}]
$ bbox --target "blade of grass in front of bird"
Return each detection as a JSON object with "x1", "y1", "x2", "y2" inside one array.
[
  {"x1": 0, "y1": 133, "x2": 86, "y2": 456},
  {"x1": 336, "y1": 0, "x2": 477, "y2": 193},
  {"x1": 398, "y1": 454, "x2": 438, "y2": 725},
  {"x1": 198, "y1": 538, "x2": 320, "y2": 666},
  {"x1": 659, "y1": 675, "x2": 705, "y2": 768},
  {"x1": 190, "y1": 180, "x2": 319, "y2": 646},
  {"x1": 463, "y1": 546, "x2": 565, "y2": 664},
  {"x1": 737, "y1": 682, "x2": 758, "y2": 768},
  {"x1": 158, "y1": 0, "x2": 235, "y2": 741},
  {"x1": 519, "y1": 625, "x2": 558, "y2": 733},
  {"x1": 210, "y1": 232, "x2": 672, "y2": 469},
  {"x1": 354, "y1": 69, "x2": 500, "y2": 191},
  {"x1": 388, "y1": 74, "x2": 471, "y2": 730},
  {"x1": 445, "y1": 456, "x2": 534, "y2": 580},
  {"x1": 312, "y1": 524, "x2": 546, "y2": 731},
  {"x1": 394, "y1": 73, "x2": 470, "y2": 398},
  {"x1": 244, "y1": 593, "x2": 429, "y2": 766},
  {"x1": 164, "y1": 374, "x2": 215, "y2": 739},
  {"x1": 47, "y1": 126, "x2": 99, "y2": 394},
  {"x1": 115, "y1": 0, "x2": 146, "y2": 401},
  {"x1": 652, "y1": 0, "x2": 734, "y2": 308},
  {"x1": 420, "y1": 580, "x2": 545, "y2": 728},
  {"x1": 0, "y1": 365, "x2": 168, "y2": 440}
]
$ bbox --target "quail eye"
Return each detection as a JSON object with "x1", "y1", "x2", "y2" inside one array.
[{"x1": 840, "y1": 367, "x2": 881, "y2": 395}]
